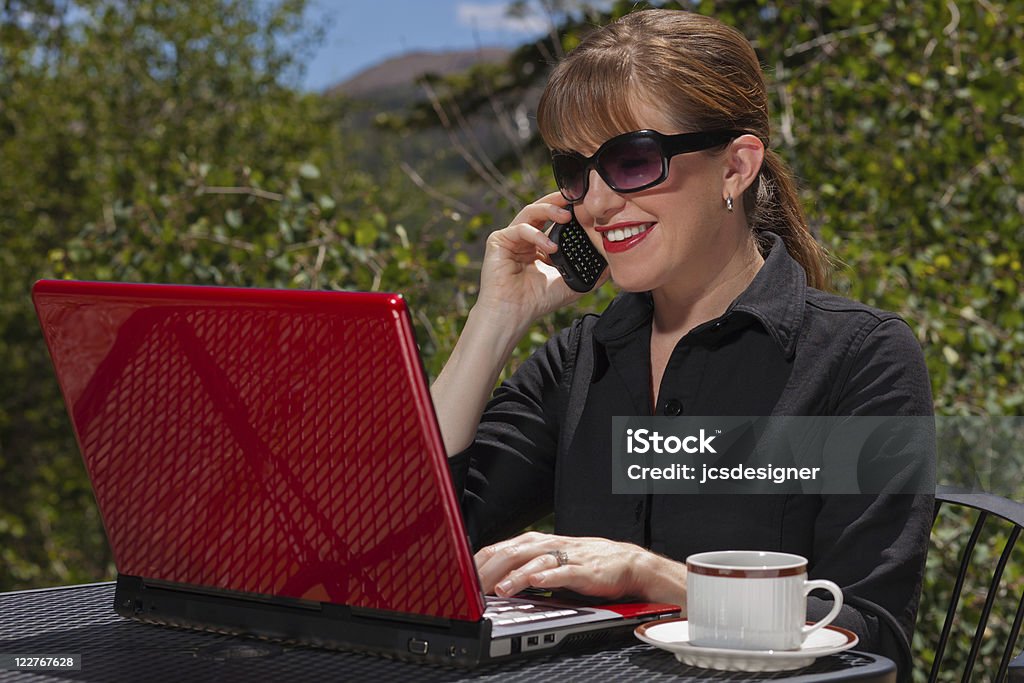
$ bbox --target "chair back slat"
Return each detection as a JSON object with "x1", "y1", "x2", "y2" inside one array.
[
  {"x1": 996, "y1": 591, "x2": 1024, "y2": 681},
  {"x1": 930, "y1": 486, "x2": 1024, "y2": 682},
  {"x1": 930, "y1": 509, "x2": 988, "y2": 683},
  {"x1": 962, "y1": 526, "x2": 1020, "y2": 682}
]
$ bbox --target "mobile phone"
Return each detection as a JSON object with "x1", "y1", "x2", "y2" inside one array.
[{"x1": 548, "y1": 216, "x2": 607, "y2": 293}]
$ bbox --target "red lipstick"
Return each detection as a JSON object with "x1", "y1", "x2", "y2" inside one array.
[{"x1": 598, "y1": 223, "x2": 656, "y2": 254}]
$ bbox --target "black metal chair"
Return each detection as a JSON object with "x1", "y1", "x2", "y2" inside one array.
[{"x1": 928, "y1": 486, "x2": 1024, "y2": 682}]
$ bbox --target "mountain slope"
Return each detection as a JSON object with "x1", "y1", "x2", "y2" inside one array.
[{"x1": 325, "y1": 47, "x2": 512, "y2": 100}]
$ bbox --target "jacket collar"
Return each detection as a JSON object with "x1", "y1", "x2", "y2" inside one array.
[{"x1": 592, "y1": 232, "x2": 807, "y2": 358}]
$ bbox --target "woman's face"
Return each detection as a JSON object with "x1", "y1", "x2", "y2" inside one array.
[{"x1": 569, "y1": 102, "x2": 746, "y2": 295}]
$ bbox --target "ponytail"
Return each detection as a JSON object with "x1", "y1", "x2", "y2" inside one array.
[{"x1": 747, "y1": 148, "x2": 833, "y2": 291}]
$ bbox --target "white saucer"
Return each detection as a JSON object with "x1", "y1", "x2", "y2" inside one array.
[{"x1": 635, "y1": 618, "x2": 858, "y2": 672}]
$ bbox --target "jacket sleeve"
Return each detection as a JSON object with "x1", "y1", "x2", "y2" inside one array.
[
  {"x1": 808, "y1": 316, "x2": 935, "y2": 680},
  {"x1": 447, "y1": 323, "x2": 576, "y2": 550}
]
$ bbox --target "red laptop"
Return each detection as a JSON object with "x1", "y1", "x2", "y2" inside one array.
[{"x1": 32, "y1": 280, "x2": 678, "y2": 666}]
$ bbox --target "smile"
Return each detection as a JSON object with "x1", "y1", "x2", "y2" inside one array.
[
  {"x1": 605, "y1": 223, "x2": 653, "y2": 242},
  {"x1": 600, "y1": 222, "x2": 655, "y2": 253}
]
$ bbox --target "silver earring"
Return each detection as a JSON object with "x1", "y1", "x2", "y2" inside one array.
[{"x1": 726, "y1": 195, "x2": 734, "y2": 212}]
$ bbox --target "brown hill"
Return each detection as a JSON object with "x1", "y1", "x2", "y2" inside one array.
[{"x1": 326, "y1": 47, "x2": 512, "y2": 99}]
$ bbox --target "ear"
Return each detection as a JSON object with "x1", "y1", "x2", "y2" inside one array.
[{"x1": 721, "y1": 134, "x2": 764, "y2": 201}]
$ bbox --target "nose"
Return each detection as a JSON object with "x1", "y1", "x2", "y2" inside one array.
[{"x1": 580, "y1": 168, "x2": 626, "y2": 225}]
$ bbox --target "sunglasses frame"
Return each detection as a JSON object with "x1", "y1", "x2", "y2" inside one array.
[{"x1": 551, "y1": 129, "x2": 743, "y2": 203}]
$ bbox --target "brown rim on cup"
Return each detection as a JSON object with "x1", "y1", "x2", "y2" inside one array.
[{"x1": 686, "y1": 550, "x2": 807, "y2": 579}]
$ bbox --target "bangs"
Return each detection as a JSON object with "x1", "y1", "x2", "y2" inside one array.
[{"x1": 537, "y1": 51, "x2": 654, "y2": 154}]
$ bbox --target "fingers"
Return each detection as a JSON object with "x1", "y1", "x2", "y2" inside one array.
[
  {"x1": 538, "y1": 189, "x2": 571, "y2": 206},
  {"x1": 475, "y1": 534, "x2": 595, "y2": 598},
  {"x1": 510, "y1": 195, "x2": 572, "y2": 231},
  {"x1": 489, "y1": 550, "x2": 619, "y2": 600},
  {"x1": 475, "y1": 532, "x2": 556, "y2": 595},
  {"x1": 491, "y1": 222, "x2": 558, "y2": 258},
  {"x1": 493, "y1": 552, "x2": 561, "y2": 597},
  {"x1": 474, "y1": 194, "x2": 581, "y2": 321},
  {"x1": 527, "y1": 564, "x2": 584, "y2": 592},
  {"x1": 485, "y1": 194, "x2": 577, "y2": 265},
  {"x1": 476, "y1": 535, "x2": 661, "y2": 602}
]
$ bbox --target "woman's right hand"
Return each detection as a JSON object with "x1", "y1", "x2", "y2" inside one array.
[
  {"x1": 475, "y1": 192, "x2": 586, "y2": 326},
  {"x1": 430, "y1": 192, "x2": 605, "y2": 456}
]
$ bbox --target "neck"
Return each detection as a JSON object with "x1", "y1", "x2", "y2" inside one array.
[{"x1": 650, "y1": 232, "x2": 764, "y2": 337}]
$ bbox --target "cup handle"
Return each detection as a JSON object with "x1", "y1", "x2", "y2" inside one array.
[{"x1": 802, "y1": 579, "x2": 844, "y2": 640}]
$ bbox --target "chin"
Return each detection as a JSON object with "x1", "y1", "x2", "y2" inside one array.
[{"x1": 607, "y1": 272, "x2": 656, "y2": 294}]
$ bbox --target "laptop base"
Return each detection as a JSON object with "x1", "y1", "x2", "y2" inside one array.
[
  {"x1": 114, "y1": 575, "x2": 491, "y2": 667},
  {"x1": 114, "y1": 575, "x2": 651, "y2": 668}
]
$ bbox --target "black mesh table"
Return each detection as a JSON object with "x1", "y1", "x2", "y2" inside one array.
[{"x1": 0, "y1": 583, "x2": 895, "y2": 682}]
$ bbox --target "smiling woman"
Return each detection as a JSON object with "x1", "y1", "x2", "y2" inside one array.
[{"x1": 429, "y1": 9, "x2": 933, "y2": 682}]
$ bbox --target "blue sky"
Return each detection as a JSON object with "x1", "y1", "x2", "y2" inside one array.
[{"x1": 301, "y1": 0, "x2": 552, "y2": 91}]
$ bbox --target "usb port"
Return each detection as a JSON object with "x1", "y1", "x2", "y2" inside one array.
[
  {"x1": 543, "y1": 633, "x2": 556, "y2": 644},
  {"x1": 527, "y1": 636, "x2": 539, "y2": 646}
]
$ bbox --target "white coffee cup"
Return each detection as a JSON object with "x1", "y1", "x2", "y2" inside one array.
[{"x1": 686, "y1": 550, "x2": 843, "y2": 651}]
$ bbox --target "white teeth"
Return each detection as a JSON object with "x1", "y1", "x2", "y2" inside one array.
[{"x1": 606, "y1": 223, "x2": 652, "y2": 243}]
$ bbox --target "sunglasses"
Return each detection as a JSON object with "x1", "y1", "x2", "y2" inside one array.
[{"x1": 550, "y1": 129, "x2": 742, "y2": 203}]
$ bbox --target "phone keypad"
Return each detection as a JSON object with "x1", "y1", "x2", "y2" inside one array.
[{"x1": 554, "y1": 222, "x2": 606, "y2": 292}]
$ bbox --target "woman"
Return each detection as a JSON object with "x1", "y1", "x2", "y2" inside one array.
[{"x1": 430, "y1": 9, "x2": 933, "y2": 676}]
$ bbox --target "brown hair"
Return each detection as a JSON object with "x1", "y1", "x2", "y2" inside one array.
[{"x1": 536, "y1": 9, "x2": 831, "y2": 289}]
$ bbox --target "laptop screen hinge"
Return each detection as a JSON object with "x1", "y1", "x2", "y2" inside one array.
[
  {"x1": 348, "y1": 605, "x2": 452, "y2": 629},
  {"x1": 141, "y1": 578, "x2": 324, "y2": 612}
]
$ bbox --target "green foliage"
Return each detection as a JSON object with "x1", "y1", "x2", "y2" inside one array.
[
  {"x1": 2, "y1": 0, "x2": 1023, "y2": 677},
  {"x1": 747, "y1": 0, "x2": 1024, "y2": 417},
  {"x1": 0, "y1": 0, "x2": 474, "y2": 589}
]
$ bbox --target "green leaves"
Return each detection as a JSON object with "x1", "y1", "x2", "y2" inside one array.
[
  {"x1": 0, "y1": 0, "x2": 391, "y2": 592},
  {"x1": 2, "y1": 4, "x2": 1024, "y2": 674}
]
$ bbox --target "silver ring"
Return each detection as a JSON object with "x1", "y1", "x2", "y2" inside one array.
[{"x1": 547, "y1": 549, "x2": 569, "y2": 567}]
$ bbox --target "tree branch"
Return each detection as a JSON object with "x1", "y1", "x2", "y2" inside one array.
[
  {"x1": 399, "y1": 161, "x2": 475, "y2": 214},
  {"x1": 199, "y1": 186, "x2": 285, "y2": 202},
  {"x1": 783, "y1": 22, "x2": 882, "y2": 58}
]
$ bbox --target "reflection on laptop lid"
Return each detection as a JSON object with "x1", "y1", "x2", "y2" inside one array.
[{"x1": 33, "y1": 280, "x2": 678, "y2": 666}]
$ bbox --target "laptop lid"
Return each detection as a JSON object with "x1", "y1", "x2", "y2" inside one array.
[{"x1": 33, "y1": 280, "x2": 485, "y2": 623}]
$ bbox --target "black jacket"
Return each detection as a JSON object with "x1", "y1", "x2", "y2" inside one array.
[{"x1": 450, "y1": 233, "x2": 934, "y2": 677}]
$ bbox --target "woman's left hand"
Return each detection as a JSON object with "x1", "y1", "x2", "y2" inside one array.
[{"x1": 474, "y1": 531, "x2": 687, "y2": 607}]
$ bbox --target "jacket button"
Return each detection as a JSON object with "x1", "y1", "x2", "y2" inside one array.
[{"x1": 664, "y1": 399, "x2": 683, "y2": 416}]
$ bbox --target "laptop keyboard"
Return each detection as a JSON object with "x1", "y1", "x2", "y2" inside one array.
[{"x1": 483, "y1": 598, "x2": 584, "y2": 626}]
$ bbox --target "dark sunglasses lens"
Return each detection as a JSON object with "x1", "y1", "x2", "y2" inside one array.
[
  {"x1": 553, "y1": 155, "x2": 587, "y2": 201},
  {"x1": 600, "y1": 136, "x2": 664, "y2": 191}
]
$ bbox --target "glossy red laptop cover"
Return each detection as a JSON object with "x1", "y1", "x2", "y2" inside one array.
[{"x1": 33, "y1": 280, "x2": 485, "y2": 623}]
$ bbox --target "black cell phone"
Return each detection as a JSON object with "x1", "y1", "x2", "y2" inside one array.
[{"x1": 548, "y1": 216, "x2": 607, "y2": 293}]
